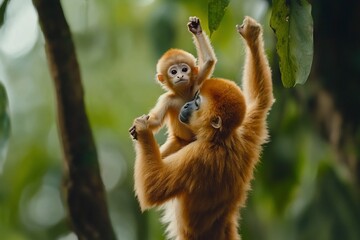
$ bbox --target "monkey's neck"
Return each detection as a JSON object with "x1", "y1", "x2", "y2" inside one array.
[
  {"x1": 196, "y1": 128, "x2": 236, "y2": 144},
  {"x1": 173, "y1": 87, "x2": 195, "y2": 101}
]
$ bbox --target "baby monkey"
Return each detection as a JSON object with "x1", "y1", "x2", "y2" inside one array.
[{"x1": 146, "y1": 16, "x2": 217, "y2": 157}]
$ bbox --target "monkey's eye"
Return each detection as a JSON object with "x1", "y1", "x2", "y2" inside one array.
[
  {"x1": 168, "y1": 66, "x2": 179, "y2": 76},
  {"x1": 181, "y1": 64, "x2": 190, "y2": 73}
]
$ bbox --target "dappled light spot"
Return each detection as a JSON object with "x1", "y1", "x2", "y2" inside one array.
[
  {"x1": 97, "y1": 131, "x2": 129, "y2": 191},
  {"x1": 0, "y1": 0, "x2": 38, "y2": 58},
  {"x1": 20, "y1": 184, "x2": 65, "y2": 229},
  {"x1": 57, "y1": 232, "x2": 78, "y2": 240},
  {"x1": 100, "y1": 151, "x2": 128, "y2": 191}
]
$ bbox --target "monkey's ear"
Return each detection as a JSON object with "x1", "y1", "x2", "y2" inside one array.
[
  {"x1": 192, "y1": 67, "x2": 199, "y2": 75},
  {"x1": 157, "y1": 74, "x2": 165, "y2": 83},
  {"x1": 211, "y1": 116, "x2": 222, "y2": 129}
]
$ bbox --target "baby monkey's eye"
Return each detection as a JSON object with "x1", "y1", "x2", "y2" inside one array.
[
  {"x1": 171, "y1": 69, "x2": 177, "y2": 75},
  {"x1": 182, "y1": 67, "x2": 188, "y2": 72}
]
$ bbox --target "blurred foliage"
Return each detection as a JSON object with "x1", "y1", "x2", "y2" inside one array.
[
  {"x1": 148, "y1": 1, "x2": 178, "y2": 58},
  {"x1": 0, "y1": 0, "x2": 359, "y2": 240},
  {"x1": 0, "y1": 81, "x2": 10, "y2": 172},
  {"x1": 0, "y1": 0, "x2": 10, "y2": 27}
]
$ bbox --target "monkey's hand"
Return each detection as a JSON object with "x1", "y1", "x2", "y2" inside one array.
[
  {"x1": 129, "y1": 115, "x2": 150, "y2": 140},
  {"x1": 188, "y1": 16, "x2": 202, "y2": 35},
  {"x1": 236, "y1": 16, "x2": 261, "y2": 44}
]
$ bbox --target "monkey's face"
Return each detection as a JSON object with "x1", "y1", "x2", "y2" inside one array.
[
  {"x1": 179, "y1": 79, "x2": 246, "y2": 137},
  {"x1": 179, "y1": 91, "x2": 201, "y2": 124},
  {"x1": 167, "y1": 63, "x2": 192, "y2": 86},
  {"x1": 179, "y1": 91, "x2": 222, "y2": 133}
]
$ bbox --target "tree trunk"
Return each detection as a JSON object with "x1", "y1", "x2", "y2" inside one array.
[{"x1": 32, "y1": 0, "x2": 117, "y2": 239}]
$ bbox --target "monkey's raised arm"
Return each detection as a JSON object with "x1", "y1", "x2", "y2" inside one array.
[
  {"x1": 188, "y1": 17, "x2": 217, "y2": 86},
  {"x1": 238, "y1": 17, "x2": 274, "y2": 142},
  {"x1": 131, "y1": 115, "x2": 192, "y2": 210}
]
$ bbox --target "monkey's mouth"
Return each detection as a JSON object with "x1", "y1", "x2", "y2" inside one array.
[
  {"x1": 179, "y1": 112, "x2": 190, "y2": 124},
  {"x1": 175, "y1": 78, "x2": 189, "y2": 84}
]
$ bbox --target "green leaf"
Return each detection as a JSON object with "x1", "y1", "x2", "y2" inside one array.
[
  {"x1": 208, "y1": 0, "x2": 230, "y2": 36},
  {"x1": 0, "y1": 0, "x2": 10, "y2": 28},
  {"x1": 270, "y1": 0, "x2": 313, "y2": 88},
  {"x1": 0, "y1": 81, "x2": 10, "y2": 172}
]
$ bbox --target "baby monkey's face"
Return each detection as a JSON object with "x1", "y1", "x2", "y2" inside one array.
[{"x1": 167, "y1": 63, "x2": 192, "y2": 85}]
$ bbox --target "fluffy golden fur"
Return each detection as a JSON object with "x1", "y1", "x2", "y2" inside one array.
[
  {"x1": 130, "y1": 16, "x2": 273, "y2": 240},
  {"x1": 146, "y1": 17, "x2": 217, "y2": 158}
]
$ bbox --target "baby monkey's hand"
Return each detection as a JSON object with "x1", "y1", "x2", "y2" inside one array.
[{"x1": 188, "y1": 16, "x2": 202, "y2": 35}]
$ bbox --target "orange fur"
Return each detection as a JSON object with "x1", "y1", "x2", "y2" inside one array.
[
  {"x1": 147, "y1": 17, "x2": 217, "y2": 158},
  {"x1": 131, "y1": 16, "x2": 273, "y2": 240}
]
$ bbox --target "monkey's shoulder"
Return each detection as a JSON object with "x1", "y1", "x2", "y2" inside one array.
[{"x1": 160, "y1": 92, "x2": 189, "y2": 108}]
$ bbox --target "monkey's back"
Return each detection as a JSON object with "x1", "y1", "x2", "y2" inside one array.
[{"x1": 164, "y1": 138, "x2": 251, "y2": 240}]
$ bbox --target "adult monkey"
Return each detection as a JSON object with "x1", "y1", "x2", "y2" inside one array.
[
  {"x1": 146, "y1": 16, "x2": 217, "y2": 158},
  {"x1": 130, "y1": 16, "x2": 273, "y2": 240}
]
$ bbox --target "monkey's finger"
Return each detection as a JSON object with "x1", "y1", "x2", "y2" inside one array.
[
  {"x1": 129, "y1": 125, "x2": 135, "y2": 133},
  {"x1": 129, "y1": 128, "x2": 138, "y2": 140},
  {"x1": 131, "y1": 133, "x2": 137, "y2": 140},
  {"x1": 236, "y1": 24, "x2": 245, "y2": 36},
  {"x1": 188, "y1": 17, "x2": 197, "y2": 26},
  {"x1": 195, "y1": 17, "x2": 200, "y2": 25},
  {"x1": 236, "y1": 23, "x2": 244, "y2": 30},
  {"x1": 189, "y1": 16, "x2": 199, "y2": 23},
  {"x1": 187, "y1": 22, "x2": 195, "y2": 30},
  {"x1": 129, "y1": 125, "x2": 137, "y2": 138}
]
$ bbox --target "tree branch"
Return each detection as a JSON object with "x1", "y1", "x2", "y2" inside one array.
[{"x1": 32, "y1": 0, "x2": 116, "y2": 239}]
